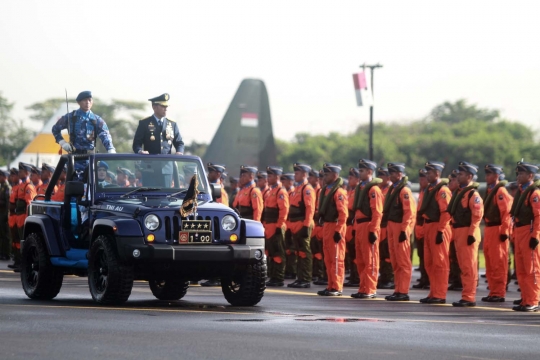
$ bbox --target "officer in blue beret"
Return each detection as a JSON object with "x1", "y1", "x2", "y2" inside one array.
[
  {"x1": 132, "y1": 93, "x2": 184, "y2": 155},
  {"x1": 52, "y1": 91, "x2": 116, "y2": 155}
]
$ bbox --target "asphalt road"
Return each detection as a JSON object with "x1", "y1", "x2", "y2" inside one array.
[{"x1": 1, "y1": 259, "x2": 539, "y2": 360}]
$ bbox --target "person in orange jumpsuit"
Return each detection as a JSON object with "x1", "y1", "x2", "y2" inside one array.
[
  {"x1": 317, "y1": 163, "x2": 348, "y2": 296},
  {"x1": 447, "y1": 169, "x2": 463, "y2": 291},
  {"x1": 51, "y1": 167, "x2": 67, "y2": 202},
  {"x1": 7, "y1": 168, "x2": 20, "y2": 268},
  {"x1": 413, "y1": 169, "x2": 430, "y2": 290},
  {"x1": 232, "y1": 165, "x2": 263, "y2": 221},
  {"x1": 351, "y1": 159, "x2": 383, "y2": 299},
  {"x1": 30, "y1": 166, "x2": 43, "y2": 191},
  {"x1": 482, "y1": 164, "x2": 512, "y2": 303},
  {"x1": 257, "y1": 171, "x2": 270, "y2": 200},
  {"x1": 449, "y1": 162, "x2": 483, "y2": 307},
  {"x1": 418, "y1": 161, "x2": 452, "y2": 304},
  {"x1": 511, "y1": 162, "x2": 540, "y2": 311},
  {"x1": 377, "y1": 166, "x2": 395, "y2": 290},
  {"x1": 384, "y1": 163, "x2": 416, "y2": 301},
  {"x1": 207, "y1": 163, "x2": 229, "y2": 206},
  {"x1": 286, "y1": 163, "x2": 316, "y2": 288},
  {"x1": 344, "y1": 167, "x2": 360, "y2": 287},
  {"x1": 264, "y1": 166, "x2": 290, "y2": 287},
  {"x1": 281, "y1": 173, "x2": 297, "y2": 279},
  {"x1": 11, "y1": 163, "x2": 37, "y2": 272},
  {"x1": 309, "y1": 169, "x2": 326, "y2": 284},
  {"x1": 35, "y1": 163, "x2": 57, "y2": 197}
]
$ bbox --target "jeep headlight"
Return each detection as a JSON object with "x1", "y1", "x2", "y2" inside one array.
[
  {"x1": 144, "y1": 214, "x2": 160, "y2": 231},
  {"x1": 221, "y1": 215, "x2": 237, "y2": 231}
]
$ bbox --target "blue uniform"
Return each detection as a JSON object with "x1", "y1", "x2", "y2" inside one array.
[
  {"x1": 132, "y1": 116, "x2": 184, "y2": 155},
  {"x1": 52, "y1": 109, "x2": 115, "y2": 153}
]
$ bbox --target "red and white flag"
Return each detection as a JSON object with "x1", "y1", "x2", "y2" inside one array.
[
  {"x1": 241, "y1": 112, "x2": 258, "y2": 127},
  {"x1": 352, "y1": 72, "x2": 372, "y2": 107}
]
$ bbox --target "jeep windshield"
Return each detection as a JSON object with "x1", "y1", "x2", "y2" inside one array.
[{"x1": 94, "y1": 157, "x2": 208, "y2": 196}]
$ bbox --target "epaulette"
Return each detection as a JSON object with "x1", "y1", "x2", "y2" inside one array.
[{"x1": 167, "y1": 118, "x2": 175, "y2": 123}]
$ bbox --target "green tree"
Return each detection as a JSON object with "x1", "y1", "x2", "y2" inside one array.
[
  {"x1": 26, "y1": 98, "x2": 67, "y2": 125},
  {"x1": 0, "y1": 92, "x2": 34, "y2": 167}
]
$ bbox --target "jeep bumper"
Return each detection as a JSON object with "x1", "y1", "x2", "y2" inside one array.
[{"x1": 116, "y1": 237, "x2": 265, "y2": 263}]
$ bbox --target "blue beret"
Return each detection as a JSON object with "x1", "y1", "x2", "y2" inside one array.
[
  {"x1": 388, "y1": 162, "x2": 406, "y2": 173},
  {"x1": 498, "y1": 173, "x2": 506, "y2": 181},
  {"x1": 323, "y1": 163, "x2": 341, "y2": 173},
  {"x1": 97, "y1": 161, "x2": 109, "y2": 170},
  {"x1": 267, "y1": 166, "x2": 283, "y2": 176},
  {"x1": 377, "y1": 167, "x2": 389, "y2": 176},
  {"x1": 230, "y1": 177, "x2": 239, "y2": 183},
  {"x1": 107, "y1": 171, "x2": 116, "y2": 180},
  {"x1": 281, "y1": 173, "x2": 295, "y2": 181},
  {"x1": 342, "y1": 179, "x2": 349, "y2": 187},
  {"x1": 418, "y1": 169, "x2": 427, "y2": 178},
  {"x1": 349, "y1": 167, "x2": 360, "y2": 177},
  {"x1": 308, "y1": 169, "x2": 319, "y2": 177},
  {"x1": 0, "y1": 170, "x2": 9, "y2": 177},
  {"x1": 257, "y1": 171, "x2": 268, "y2": 179},
  {"x1": 207, "y1": 162, "x2": 226, "y2": 173},
  {"x1": 449, "y1": 169, "x2": 459, "y2": 178},
  {"x1": 293, "y1": 163, "x2": 311, "y2": 173},
  {"x1": 318, "y1": 169, "x2": 324, "y2": 178},
  {"x1": 31, "y1": 166, "x2": 41, "y2": 175},
  {"x1": 358, "y1": 159, "x2": 376, "y2": 171},
  {"x1": 516, "y1": 161, "x2": 539, "y2": 174},
  {"x1": 19, "y1": 162, "x2": 33, "y2": 172},
  {"x1": 42, "y1": 163, "x2": 55, "y2": 173},
  {"x1": 240, "y1": 165, "x2": 258, "y2": 174},
  {"x1": 76, "y1": 91, "x2": 92, "y2": 102},
  {"x1": 484, "y1": 164, "x2": 503, "y2": 174},
  {"x1": 117, "y1": 167, "x2": 133, "y2": 176},
  {"x1": 458, "y1": 161, "x2": 479, "y2": 175},
  {"x1": 425, "y1": 161, "x2": 445, "y2": 172}
]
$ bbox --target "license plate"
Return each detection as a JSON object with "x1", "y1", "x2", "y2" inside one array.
[{"x1": 179, "y1": 220, "x2": 212, "y2": 244}]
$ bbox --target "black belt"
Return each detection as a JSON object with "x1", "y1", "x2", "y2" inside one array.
[
  {"x1": 452, "y1": 224, "x2": 470, "y2": 229},
  {"x1": 424, "y1": 219, "x2": 438, "y2": 224},
  {"x1": 485, "y1": 222, "x2": 502, "y2": 227},
  {"x1": 515, "y1": 222, "x2": 529, "y2": 228},
  {"x1": 73, "y1": 149, "x2": 90, "y2": 154},
  {"x1": 356, "y1": 218, "x2": 372, "y2": 224}
]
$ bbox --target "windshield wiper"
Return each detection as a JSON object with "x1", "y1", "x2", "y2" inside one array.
[
  {"x1": 120, "y1": 187, "x2": 161, "y2": 198},
  {"x1": 167, "y1": 189, "x2": 188, "y2": 198}
]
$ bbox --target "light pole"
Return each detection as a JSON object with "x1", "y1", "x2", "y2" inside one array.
[{"x1": 361, "y1": 63, "x2": 383, "y2": 161}]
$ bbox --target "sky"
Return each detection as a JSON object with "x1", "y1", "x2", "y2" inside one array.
[{"x1": 1, "y1": 0, "x2": 539, "y2": 145}]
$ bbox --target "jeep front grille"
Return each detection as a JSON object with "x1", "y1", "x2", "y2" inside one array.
[{"x1": 163, "y1": 215, "x2": 220, "y2": 242}]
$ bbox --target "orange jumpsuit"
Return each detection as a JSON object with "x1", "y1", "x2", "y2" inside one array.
[
  {"x1": 8, "y1": 182, "x2": 20, "y2": 228},
  {"x1": 232, "y1": 181, "x2": 263, "y2": 221},
  {"x1": 484, "y1": 183, "x2": 512, "y2": 298},
  {"x1": 322, "y1": 186, "x2": 348, "y2": 292},
  {"x1": 415, "y1": 188, "x2": 428, "y2": 285},
  {"x1": 354, "y1": 182, "x2": 384, "y2": 295},
  {"x1": 422, "y1": 182, "x2": 452, "y2": 300},
  {"x1": 36, "y1": 180, "x2": 57, "y2": 198},
  {"x1": 15, "y1": 178, "x2": 36, "y2": 228},
  {"x1": 345, "y1": 188, "x2": 356, "y2": 242},
  {"x1": 311, "y1": 185, "x2": 325, "y2": 278},
  {"x1": 514, "y1": 184, "x2": 540, "y2": 306},
  {"x1": 452, "y1": 185, "x2": 484, "y2": 302},
  {"x1": 386, "y1": 183, "x2": 416, "y2": 295},
  {"x1": 379, "y1": 183, "x2": 394, "y2": 284},
  {"x1": 51, "y1": 182, "x2": 65, "y2": 202},
  {"x1": 218, "y1": 188, "x2": 229, "y2": 207},
  {"x1": 262, "y1": 183, "x2": 289, "y2": 280}
]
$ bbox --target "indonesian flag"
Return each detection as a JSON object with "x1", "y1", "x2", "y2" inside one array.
[
  {"x1": 241, "y1": 112, "x2": 258, "y2": 127},
  {"x1": 352, "y1": 72, "x2": 372, "y2": 107}
]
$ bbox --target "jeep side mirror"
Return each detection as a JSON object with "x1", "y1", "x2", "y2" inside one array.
[
  {"x1": 65, "y1": 181, "x2": 85, "y2": 198},
  {"x1": 210, "y1": 183, "x2": 222, "y2": 201}
]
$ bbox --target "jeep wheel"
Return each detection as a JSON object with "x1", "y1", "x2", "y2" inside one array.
[
  {"x1": 88, "y1": 235, "x2": 134, "y2": 305},
  {"x1": 221, "y1": 260, "x2": 266, "y2": 306},
  {"x1": 21, "y1": 233, "x2": 64, "y2": 300},
  {"x1": 149, "y1": 279, "x2": 189, "y2": 300}
]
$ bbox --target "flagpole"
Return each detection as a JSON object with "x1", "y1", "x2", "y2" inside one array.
[{"x1": 361, "y1": 63, "x2": 383, "y2": 161}]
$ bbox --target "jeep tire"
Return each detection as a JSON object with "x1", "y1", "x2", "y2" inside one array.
[
  {"x1": 149, "y1": 279, "x2": 189, "y2": 301},
  {"x1": 221, "y1": 260, "x2": 266, "y2": 306},
  {"x1": 88, "y1": 235, "x2": 134, "y2": 305},
  {"x1": 21, "y1": 233, "x2": 64, "y2": 300}
]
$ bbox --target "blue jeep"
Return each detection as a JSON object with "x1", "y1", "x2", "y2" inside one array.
[{"x1": 20, "y1": 154, "x2": 266, "y2": 306}]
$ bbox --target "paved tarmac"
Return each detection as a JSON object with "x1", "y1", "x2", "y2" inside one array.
[{"x1": 1, "y1": 259, "x2": 539, "y2": 360}]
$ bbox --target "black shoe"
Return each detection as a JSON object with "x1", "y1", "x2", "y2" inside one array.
[
  {"x1": 345, "y1": 276, "x2": 351, "y2": 280},
  {"x1": 13, "y1": 266, "x2": 21, "y2": 273},
  {"x1": 189, "y1": 281, "x2": 199, "y2": 285},
  {"x1": 317, "y1": 289, "x2": 331, "y2": 296},
  {"x1": 513, "y1": 299, "x2": 522, "y2": 305},
  {"x1": 385, "y1": 292, "x2": 397, "y2": 300},
  {"x1": 313, "y1": 279, "x2": 328, "y2": 286},
  {"x1": 288, "y1": 281, "x2": 311, "y2": 288},
  {"x1": 284, "y1": 274, "x2": 296, "y2": 280},
  {"x1": 513, "y1": 304, "x2": 539, "y2": 312},
  {"x1": 7, "y1": 263, "x2": 17, "y2": 269},
  {"x1": 419, "y1": 297, "x2": 431, "y2": 303},
  {"x1": 326, "y1": 288, "x2": 342, "y2": 296},
  {"x1": 481, "y1": 274, "x2": 486, "y2": 278},
  {"x1": 266, "y1": 279, "x2": 284, "y2": 287},
  {"x1": 482, "y1": 296, "x2": 505, "y2": 303},
  {"x1": 312, "y1": 276, "x2": 319, "y2": 282},
  {"x1": 377, "y1": 282, "x2": 395, "y2": 290},
  {"x1": 414, "y1": 267, "x2": 421, "y2": 272},
  {"x1": 287, "y1": 280, "x2": 299, "y2": 288},
  {"x1": 452, "y1": 299, "x2": 476, "y2": 307},
  {"x1": 448, "y1": 284, "x2": 463, "y2": 291},
  {"x1": 423, "y1": 297, "x2": 445, "y2": 304},
  {"x1": 387, "y1": 293, "x2": 410, "y2": 301},
  {"x1": 200, "y1": 279, "x2": 221, "y2": 287},
  {"x1": 343, "y1": 281, "x2": 360, "y2": 287},
  {"x1": 351, "y1": 292, "x2": 376, "y2": 299}
]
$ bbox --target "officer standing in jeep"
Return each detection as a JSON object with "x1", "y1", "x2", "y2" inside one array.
[{"x1": 52, "y1": 91, "x2": 116, "y2": 159}]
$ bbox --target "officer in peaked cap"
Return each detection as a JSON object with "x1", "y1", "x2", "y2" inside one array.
[
  {"x1": 52, "y1": 90, "x2": 116, "y2": 155},
  {"x1": 132, "y1": 93, "x2": 184, "y2": 156}
]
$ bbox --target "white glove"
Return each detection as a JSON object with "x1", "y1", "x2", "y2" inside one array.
[
  {"x1": 108, "y1": 149, "x2": 116, "y2": 154},
  {"x1": 59, "y1": 140, "x2": 73, "y2": 153}
]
